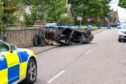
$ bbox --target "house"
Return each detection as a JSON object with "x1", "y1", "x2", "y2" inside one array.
[
  {"x1": 98, "y1": 10, "x2": 120, "y2": 26},
  {"x1": 108, "y1": 10, "x2": 120, "y2": 27}
]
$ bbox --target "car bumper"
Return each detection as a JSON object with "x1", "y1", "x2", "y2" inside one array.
[{"x1": 119, "y1": 35, "x2": 126, "y2": 39}]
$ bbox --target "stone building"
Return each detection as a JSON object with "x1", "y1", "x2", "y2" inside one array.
[{"x1": 108, "y1": 10, "x2": 120, "y2": 26}]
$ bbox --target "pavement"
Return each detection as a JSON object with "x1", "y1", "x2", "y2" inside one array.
[
  {"x1": 33, "y1": 29, "x2": 126, "y2": 84},
  {"x1": 92, "y1": 29, "x2": 106, "y2": 34},
  {"x1": 29, "y1": 29, "x2": 106, "y2": 54}
]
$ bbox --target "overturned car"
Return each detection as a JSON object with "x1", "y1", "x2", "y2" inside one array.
[{"x1": 56, "y1": 28, "x2": 94, "y2": 45}]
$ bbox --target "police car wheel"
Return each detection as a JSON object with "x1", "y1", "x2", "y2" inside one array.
[{"x1": 24, "y1": 59, "x2": 37, "y2": 84}]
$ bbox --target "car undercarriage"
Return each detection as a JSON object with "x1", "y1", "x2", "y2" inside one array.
[{"x1": 56, "y1": 28, "x2": 94, "y2": 45}]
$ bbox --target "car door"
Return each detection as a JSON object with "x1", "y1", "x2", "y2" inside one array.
[
  {"x1": 0, "y1": 52, "x2": 8, "y2": 84},
  {"x1": 17, "y1": 51, "x2": 29, "y2": 80},
  {"x1": 0, "y1": 41, "x2": 20, "y2": 84},
  {"x1": 3, "y1": 51, "x2": 20, "y2": 84}
]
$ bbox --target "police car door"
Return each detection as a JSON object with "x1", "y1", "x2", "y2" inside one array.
[
  {"x1": 0, "y1": 41, "x2": 20, "y2": 84},
  {"x1": 4, "y1": 51, "x2": 20, "y2": 84},
  {"x1": 0, "y1": 52, "x2": 9, "y2": 84}
]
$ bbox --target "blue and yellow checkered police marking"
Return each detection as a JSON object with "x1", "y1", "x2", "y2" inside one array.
[{"x1": 0, "y1": 51, "x2": 29, "y2": 84}]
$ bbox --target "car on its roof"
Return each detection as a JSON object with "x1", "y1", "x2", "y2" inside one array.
[
  {"x1": 0, "y1": 40, "x2": 37, "y2": 84},
  {"x1": 56, "y1": 28, "x2": 94, "y2": 45}
]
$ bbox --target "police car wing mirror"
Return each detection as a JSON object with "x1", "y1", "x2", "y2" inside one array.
[{"x1": 9, "y1": 44, "x2": 17, "y2": 53}]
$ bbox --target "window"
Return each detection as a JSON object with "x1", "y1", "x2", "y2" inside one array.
[{"x1": 0, "y1": 41, "x2": 9, "y2": 52}]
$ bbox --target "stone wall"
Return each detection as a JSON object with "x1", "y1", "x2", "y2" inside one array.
[{"x1": 0, "y1": 28, "x2": 41, "y2": 47}]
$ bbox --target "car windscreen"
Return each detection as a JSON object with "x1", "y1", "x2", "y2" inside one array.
[
  {"x1": 0, "y1": 41, "x2": 9, "y2": 52},
  {"x1": 120, "y1": 25, "x2": 126, "y2": 29}
]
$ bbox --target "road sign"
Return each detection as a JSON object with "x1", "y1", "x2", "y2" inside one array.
[{"x1": 77, "y1": 16, "x2": 82, "y2": 21}]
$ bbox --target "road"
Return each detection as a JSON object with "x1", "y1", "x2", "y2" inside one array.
[{"x1": 35, "y1": 29, "x2": 126, "y2": 84}]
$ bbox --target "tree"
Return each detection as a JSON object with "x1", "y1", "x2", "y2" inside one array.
[
  {"x1": 118, "y1": 0, "x2": 126, "y2": 8},
  {"x1": 0, "y1": 0, "x2": 20, "y2": 29},
  {"x1": 0, "y1": 0, "x2": 3, "y2": 29},
  {"x1": 69, "y1": 0, "x2": 111, "y2": 25},
  {"x1": 24, "y1": 0, "x2": 68, "y2": 26}
]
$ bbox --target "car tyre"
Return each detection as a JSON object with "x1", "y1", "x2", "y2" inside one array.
[
  {"x1": 33, "y1": 35, "x2": 38, "y2": 46},
  {"x1": 118, "y1": 38, "x2": 122, "y2": 42},
  {"x1": 23, "y1": 59, "x2": 37, "y2": 84}
]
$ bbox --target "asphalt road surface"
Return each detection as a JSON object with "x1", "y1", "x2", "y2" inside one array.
[{"x1": 35, "y1": 29, "x2": 126, "y2": 84}]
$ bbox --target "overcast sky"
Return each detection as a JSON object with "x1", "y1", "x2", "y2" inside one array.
[{"x1": 110, "y1": 0, "x2": 126, "y2": 22}]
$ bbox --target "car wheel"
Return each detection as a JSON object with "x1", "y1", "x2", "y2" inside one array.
[
  {"x1": 24, "y1": 59, "x2": 37, "y2": 84},
  {"x1": 118, "y1": 38, "x2": 122, "y2": 42},
  {"x1": 89, "y1": 35, "x2": 94, "y2": 41},
  {"x1": 33, "y1": 35, "x2": 38, "y2": 46},
  {"x1": 65, "y1": 38, "x2": 72, "y2": 45}
]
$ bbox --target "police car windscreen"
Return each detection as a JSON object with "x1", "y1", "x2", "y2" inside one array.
[{"x1": 0, "y1": 41, "x2": 9, "y2": 52}]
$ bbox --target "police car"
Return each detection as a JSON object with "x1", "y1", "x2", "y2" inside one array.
[{"x1": 0, "y1": 40, "x2": 37, "y2": 84}]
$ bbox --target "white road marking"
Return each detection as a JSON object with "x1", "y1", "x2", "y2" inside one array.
[
  {"x1": 47, "y1": 70, "x2": 65, "y2": 83},
  {"x1": 86, "y1": 50, "x2": 92, "y2": 54},
  {"x1": 86, "y1": 47, "x2": 96, "y2": 54},
  {"x1": 86, "y1": 41, "x2": 102, "y2": 54}
]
